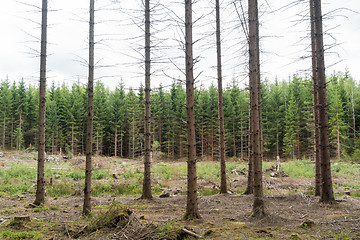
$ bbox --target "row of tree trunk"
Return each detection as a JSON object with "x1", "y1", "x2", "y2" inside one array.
[{"x1": 33, "y1": 0, "x2": 335, "y2": 218}]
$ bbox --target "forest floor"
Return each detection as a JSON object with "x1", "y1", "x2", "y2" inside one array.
[{"x1": 0, "y1": 152, "x2": 360, "y2": 239}]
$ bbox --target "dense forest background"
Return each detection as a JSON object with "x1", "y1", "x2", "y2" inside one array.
[{"x1": 0, "y1": 70, "x2": 358, "y2": 161}]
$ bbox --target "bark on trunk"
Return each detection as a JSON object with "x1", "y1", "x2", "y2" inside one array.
[
  {"x1": 83, "y1": 0, "x2": 95, "y2": 215},
  {"x1": 311, "y1": 0, "x2": 321, "y2": 197},
  {"x1": 141, "y1": 0, "x2": 153, "y2": 199},
  {"x1": 216, "y1": 0, "x2": 227, "y2": 192},
  {"x1": 184, "y1": 0, "x2": 200, "y2": 220},
  {"x1": 34, "y1": 0, "x2": 47, "y2": 206},
  {"x1": 312, "y1": 0, "x2": 335, "y2": 203},
  {"x1": 249, "y1": 0, "x2": 265, "y2": 217}
]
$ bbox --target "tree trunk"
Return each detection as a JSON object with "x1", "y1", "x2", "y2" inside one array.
[
  {"x1": 83, "y1": 0, "x2": 95, "y2": 215},
  {"x1": 311, "y1": 0, "x2": 321, "y2": 197},
  {"x1": 245, "y1": 98, "x2": 254, "y2": 195},
  {"x1": 216, "y1": 0, "x2": 227, "y2": 193},
  {"x1": 184, "y1": 0, "x2": 200, "y2": 220},
  {"x1": 312, "y1": 0, "x2": 335, "y2": 203},
  {"x1": 34, "y1": 0, "x2": 47, "y2": 206},
  {"x1": 249, "y1": 0, "x2": 265, "y2": 217},
  {"x1": 141, "y1": 0, "x2": 153, "y2": 199}
]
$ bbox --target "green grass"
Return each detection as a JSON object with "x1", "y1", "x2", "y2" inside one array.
[
  {"x1": 0, "y1": 181, "x2": 34, "y2": 196},
  {"x1": 153, "y1": 164, "x2": 187, "y2": 180},
  {"x1": 0, "y1": 164, "x2": 37, "y2": 182},
  {"x1": 331, "y1": 162, "x2": 360, "y2": 177},
  {"x1": 0, "y1": 230, "x2": 42, "y2": 240},
  {"x1": 66, "y1": 169, "x2": 85, "y2": 181},
  {"x1": 279, "y1": 159, "x2": 315, "y2": 178},
  {"x1": 47, "y1": 182, "x2": 74, "y2": 197},
  {"x1": 123, "y1": 168, "x2": 143, "y2": 180},
  {"x1": 1, "y1": 157, "x2": 359, "y2": 198}
]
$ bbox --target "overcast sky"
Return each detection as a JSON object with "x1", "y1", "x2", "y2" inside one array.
[{"x1": 0, "y1": 0, "x2": 359, "y2": 91}]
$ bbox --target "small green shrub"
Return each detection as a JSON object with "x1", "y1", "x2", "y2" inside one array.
[
  {"x1": 84, "y1": 202, "x2": 132, "y2": 234},
  {"x1": 199, "y1": 189, "x2": 219, "y2": 196}
]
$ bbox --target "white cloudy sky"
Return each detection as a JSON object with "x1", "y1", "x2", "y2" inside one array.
[{"x1": 0, "y1": 0, "x2": 359, "y2": 90}]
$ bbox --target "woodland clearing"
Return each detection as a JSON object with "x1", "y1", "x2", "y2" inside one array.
[{"x1": 0, "y1": 152, "x2": 359, "y2": 239}]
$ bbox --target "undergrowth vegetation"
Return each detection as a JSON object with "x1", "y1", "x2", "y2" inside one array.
[{"x1": 0, "y1": 156, "x2": 359, "y2": 198}]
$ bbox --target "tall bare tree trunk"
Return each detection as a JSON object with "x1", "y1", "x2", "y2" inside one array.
[
  {"x1": 312, "y1": 0, "x2": 335, "y2": 203},
  {"x1": 216, "y1": 0, "x2": 227, "y2": 193},
  {"x1": 184, "y1": 0, "x2": 200, "y2": 220},
  {"x1": 141, "y1": 0, "x2": 153, "y2": 199},
  {"x1": 310, "y1": 0, "x2": 321, "y2": 196},
  {"x1": 34, "y1": 0, "x2": 47, "y2": 206},
  {"x1": 249, "y1": 0, "x2": 265, "y2": 217},
  {"x1": 83, "y1": 0, "x2": 95, "y2": 215}
]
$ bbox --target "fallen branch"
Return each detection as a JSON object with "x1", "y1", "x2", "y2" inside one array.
[{"x1": 182, "y1": 228, "x2": 203, "y2": 239}]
